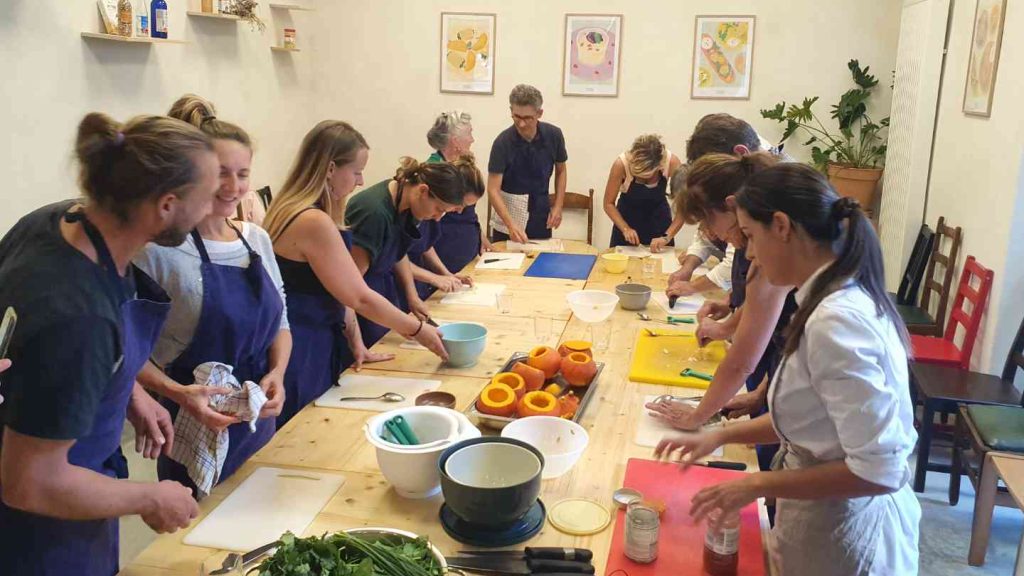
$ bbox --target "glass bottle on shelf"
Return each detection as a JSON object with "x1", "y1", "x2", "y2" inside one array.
[
  {"x1": 150, "y1": 0, "x2": 168, "y2": 39},
  {"x1": 135, "y1": 0, "x2": 150, "y2": 37},
  {"x1": 117, "y1": 0, "x2": 133, "y2": 37}
]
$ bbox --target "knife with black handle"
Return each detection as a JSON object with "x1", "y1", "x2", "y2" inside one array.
[
  {"x1": 457, "y1": 548, "x2": 594, "y2": 562},
  {"x1": 445, "y1": 556, "x2": 595, "y2": 574}
]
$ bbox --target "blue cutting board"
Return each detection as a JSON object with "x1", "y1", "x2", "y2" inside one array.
[{"x1": 524, "y1": 253, "x2": 597, "y2": 280}]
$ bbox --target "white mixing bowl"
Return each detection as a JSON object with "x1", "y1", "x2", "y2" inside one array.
[
  {"x1": 566, "y1": 290, "x2": 619, "y2": 323},
  {"x1": 501, "y1": 416, "x2": 590, "y2": 479}
]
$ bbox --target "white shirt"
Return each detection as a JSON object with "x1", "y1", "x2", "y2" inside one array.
[
  {"x1": 768, "y1": 267, "x2": 917, "y2": 490},
  {"x1": 684, "y1": 232, "x2": 733, "y2": 290}
]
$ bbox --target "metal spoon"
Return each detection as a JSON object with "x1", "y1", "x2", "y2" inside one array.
[
  {"x1": 337, "y1": 392, "x2": 406, "y2": 403},
  {"x1": 643, "y1": 328, "x2": 691, "y2": 338},
  {"x1": 636, "y1": 312, "x2": 673, "y2": 325}
]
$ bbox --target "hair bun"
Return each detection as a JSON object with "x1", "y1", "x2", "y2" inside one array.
[{"x1": 831, "y1": 197, "x2": 860, "y2": 220}]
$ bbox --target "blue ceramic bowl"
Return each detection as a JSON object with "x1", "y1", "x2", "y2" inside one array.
[
  {"x1": 439, "y1": 437, "x2": 545, "y2": 527},
  {"x1": 439, "y1": 322, "x2": 488, "y2": 368}
]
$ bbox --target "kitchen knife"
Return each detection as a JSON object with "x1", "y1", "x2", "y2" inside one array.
[
  {"x1": 445, "y1": 556, "x2": 595, "y2": 574},
  {"x1": 241, "y1": 541, "x2": 280, "y2": 565},
  {"x1": 667, "y1": 295, "x2": 679, "y2": 309},
  {"x1": 457, "y1": 548, "x2": 594, "y2": 562},
  {"x1": 695, "y1": 460, "x2": 748, "y2": 471}
]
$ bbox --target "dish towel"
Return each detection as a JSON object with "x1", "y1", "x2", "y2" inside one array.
[{"x1": 169, "y1": 362, "x2": 267, "y2": 496}]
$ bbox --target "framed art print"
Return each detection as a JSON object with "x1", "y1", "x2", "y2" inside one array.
[
  {"x1": 963, "y1": 0, "x2": 1006, "y2": 117},
  {"x1": 691, "y1": 15, "x2": 755, "y2": 100},
  {"x1": 562, "y1": 13, "x2": 622, "y2": 97},
  {"x1": 440, "y1": 12, "x2": 496, "y2": 94}
]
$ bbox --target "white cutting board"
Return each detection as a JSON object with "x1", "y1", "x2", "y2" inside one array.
[
  {"x1": 183, "y1": 467, "x2": 346, "y2": 552},
  {"x1": 652, "y1": 292, "x2": 706, "y2": 314},
  {"x1": 475, "y1": 252, "x2": 526, "y2": 270},
  {"x1": 439, "y1": 282, "x2": 506, "y2": 307},
  {"x1": 507, "y1": 239, "x2": 564, "y2": 253},
  {"x1": 315, "y1": 374, "x2": 442, "y2": 411},
  {"x1": 615, "y1": 245, "x2": 654, "y2": 258},
  {"x1": 635, "y1": 395, "x2": 724, "y2": 456}
]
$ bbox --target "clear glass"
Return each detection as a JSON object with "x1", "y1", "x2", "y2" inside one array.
[
  {"x1": 495, "y1": 292, "x2": 512, "y2": 314},
  {"x1": 534, "y1": 315, "x2": 552, "y2": 341},
  {"x1": 642, "y1": 257, "x2": 658, "y2": 279},
  {"x1": 589, "y1": 320, "x2": 611, "y2": 351},
  {"x1": 627, "y1": 256, "x2": 643, "y2": 279}
]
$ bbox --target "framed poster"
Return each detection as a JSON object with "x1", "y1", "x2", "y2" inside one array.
[
  {"x1": 690, "y1": 15, "x2": 755, "y2": 100},
  {"x1": 963, "y1": 0, "x2": 1007, "y2": 117},
  {"x1": 562, "y1": 13, "x2": 623, "y2": 97},
  {"x1": 440, "y1": 12, "x2": 496, "y2": 95}
]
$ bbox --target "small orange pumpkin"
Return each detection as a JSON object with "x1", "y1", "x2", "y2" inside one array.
[
  {"x1": 557, "y1": 340, "x2": 593, "y2": 359},
  {"x1": 491, "y1": 372, "x2": 526, "y2": 399},
  {"x1": 475, "y1": 382, "x2": 518, "y2": 417},
  {"x1": 511, "y1": 362, "x2": 546, "y2": 392},
  {"x1": 560, "y1": 352, "x2": 597, "y2": 387},
  {"x1": 517, "y1": 391, "x2": 562, "y2": 418},
  {"x1": 527, "y1": 346, "x2": 561, "y2": 379},
  {"x1": 559, "y1": 393, "x2": 581, "y2": 419}
]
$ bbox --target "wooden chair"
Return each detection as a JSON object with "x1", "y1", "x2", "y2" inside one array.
[
  {"x1": 898, "y1": 217, "x2": 962, "y2": 336},
  {"x1": 911, "y1": 256, "x2": 994, "y2": 370},
  {"x1": 892, "y1": 224, "x2": 935, "y2": 306},
  {"x1": 551, "y1": 189, "x2": 595, "y2": 245},
  {"x1": 256, "y1": 186, "x2": 273, "y2": 210}
]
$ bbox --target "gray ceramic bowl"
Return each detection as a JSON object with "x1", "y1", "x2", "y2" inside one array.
[
  {"x1": 439, "y1": 437, "x2": 545, "y2": 528},
  {"x1": 615, "y1": 283, "x2": 652, "y2": 310}
]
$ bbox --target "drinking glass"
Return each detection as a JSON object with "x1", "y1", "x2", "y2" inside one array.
[
  {"x1": 496, "y1": 292, "x2": 512, "y2": 314},
  {"x1": 534, "y1": 315, "x2": 552, "y2": 341}
]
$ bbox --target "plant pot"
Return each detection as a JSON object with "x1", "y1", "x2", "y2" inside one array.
[{"x1": 827, "y1": 164, "x2": 883, "y2": 211}]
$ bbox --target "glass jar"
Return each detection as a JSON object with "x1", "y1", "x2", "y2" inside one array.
[
  {"x1": 703, "y1": 508, "x2": 740, "y2": 575},
  {"x1": 283, "y1": 28, "x2": 297, "y2": 49},
  {"x1": 624, "y1": 501, "x2": 659, "y2": 563}
]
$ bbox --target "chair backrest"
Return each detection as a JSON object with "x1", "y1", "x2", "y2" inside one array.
[
  {"x1": 256, "y1": 186, "x2": 273, "y2": 210},
  {"x1": 1002, "y1": 312, "x2": 1024, "y2": 385},
  {"x1": 920, "y1": 217, "x2": 963, "y2": 324},
  {"x1": 549, "y1": 189, "x2": 595, "y2": 245},
  {"x1": 943, "y1": 256, "x2": 994, "y2": 370},
  {"x1": 896, "y1": 224, "x2": 935, "y2": 305}
]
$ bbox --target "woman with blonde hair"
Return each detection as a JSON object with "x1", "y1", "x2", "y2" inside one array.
[
  {"x1": 133, "y1": 94, "x2": 289, "y2": 494},
  {"x1": 346, "y1": 155, "x2": 476, "y2": 343},
  {"x1": 265, "y1": 120, "x2": 448, "y2": 425},
  {"x1": 602, "y1": 134, "x2": 683, "y2": 251}
]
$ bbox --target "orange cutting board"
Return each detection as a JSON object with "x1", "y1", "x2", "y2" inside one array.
[{"x1": 628, "y1": 329, "x2": 727, "y2": 389}]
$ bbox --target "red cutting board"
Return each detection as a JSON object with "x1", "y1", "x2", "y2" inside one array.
[{"x1": 605, "y1": 458, "x2": 767, "y2": 575}]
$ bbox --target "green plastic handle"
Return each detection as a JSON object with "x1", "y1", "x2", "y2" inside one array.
[
  {"x1": 668, "y1": 316, "x2": 695, "y2": 324},
  {"x1": 392, "y1": 415, "x2": 420, "y2": 445},
  {"x1": 680, "y1": 368, "x2": 714, "y2": 381},
  {"x1": 384, "y1": 419, "x2": 411, "y2": 445}
]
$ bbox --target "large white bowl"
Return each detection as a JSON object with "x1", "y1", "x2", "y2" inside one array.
[
  {"x1": 501, "y1": 416, "x2": 590, "y2": 479},
  {"x1": 444, "y1": 442, "x2": 542, "y2": 488},
  {"x1": 365, "y1": 406, "x2": 480, "y2": 498},
  {"x1": 566, "y1": 290, "x2": 619, "y2": 323}
]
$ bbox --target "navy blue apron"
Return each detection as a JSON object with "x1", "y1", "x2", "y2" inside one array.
[
  {"x1": 729, "y1": 247, "x2": 752, "y2": 310},
  {"x1": 609, "y1": 174, "x2": 674, "y2": 248},
  {"x1": 157, "y1": 225, "x2": 282, "y2": 492},
  {"x1": 435, "y1": 203, "x2": 482, "y2": 274},
  {"x1": 276, "y1": 228, "x2": 353, "y2": 428},
  {"x1": 404, "y1": 219, "x2": 442, "y2": 303},
  {"x1": 358, "y1": 189, "x2": 421, "y2": 347},
  {"x1": 0, "y1": 209, "x2": 170, "y2": 576}
]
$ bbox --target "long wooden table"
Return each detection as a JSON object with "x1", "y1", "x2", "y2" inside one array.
[{"x1": 120, "y1": 240, "x2": 767, "y2": 575}]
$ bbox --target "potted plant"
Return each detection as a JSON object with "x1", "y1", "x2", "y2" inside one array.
[{"x1": 761, "y1": 60, "x2": 889, "y2": 209}]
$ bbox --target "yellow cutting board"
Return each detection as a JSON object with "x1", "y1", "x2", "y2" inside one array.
[{"x1": 628, "y1": 330, "x2": 728, "y2": 389}]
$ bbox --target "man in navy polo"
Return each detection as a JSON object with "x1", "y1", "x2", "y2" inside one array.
[{"x1": 487, "y1": 84, "x2": 568, "y2": 243}]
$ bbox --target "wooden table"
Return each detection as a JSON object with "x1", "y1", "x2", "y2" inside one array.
[
  {"x1": 120, "y1": 241, "x2": 766, "y2": 575},
  {"x1": 972, "y1": 452, "x2": 1024, "y2": 573}
]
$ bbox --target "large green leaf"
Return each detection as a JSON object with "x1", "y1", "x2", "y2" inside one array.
[
  {"x1": 760, "y1": 102, "x2": 786, "y2": 121},
  {"x1": 848, "y1": 59, "x2": 878, "y2": 89}
]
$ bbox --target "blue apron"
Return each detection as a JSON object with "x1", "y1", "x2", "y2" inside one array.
[
  {"x1": 435, "y1": 203, "x2": 482, "y2": 274},
  {"x1": 276, "y1": 230, "x2": 354, "y2": 427},
  {"x1": 358, "y1": 198, "x2": 420, "y2": 347},
  {"x1": 404, "y1": 219, "x2": 442, "y2": 303},
  {"x1": 730, "y1": 247, "x2": 752, "y2": 310},
  {"x1": 609, "y1": 174, "x2": 674, "y2": 248},
  {"x1": 0, "y1": 209, "x2": 171, "y2": 576},
  {"x1": 157, "y1": 226, "x2": 282, "y2": 492}
]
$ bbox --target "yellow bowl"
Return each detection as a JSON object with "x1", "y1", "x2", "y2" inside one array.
[{"x1": 601, "y1": 253, "x2": 628, "y2": 274}]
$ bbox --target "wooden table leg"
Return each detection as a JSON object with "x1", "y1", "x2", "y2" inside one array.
[
  {"x1": 914, "y1": 402, "x2": 935, "y2": 492},
  {"x1": 969, "y1": 452, "x2": 1000, "y2": 566}
]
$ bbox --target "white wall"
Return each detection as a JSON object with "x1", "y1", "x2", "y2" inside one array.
[
  {"x1": 924, "y1": 0, "x2": 1024, "y2": 373},
  {"x1": 314, "y1": 0, "x2": 902, "y2": 248},
  {"x1": 0, "y1": 0, "x2": 324, "y2": 232}
]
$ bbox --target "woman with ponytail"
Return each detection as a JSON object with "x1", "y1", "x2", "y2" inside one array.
[
  {"x1": 657, "y1": 163, "x2": 919, "y2": 575},
  {"x1": 345, "y1": 156, "x2": 471, "y2": 345}
]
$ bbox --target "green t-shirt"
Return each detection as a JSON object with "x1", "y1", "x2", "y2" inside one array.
[
  {"x1": 345, "y1": 180, "x2": 398, "y2": 263},
  {"x1": 427, "y1": 151, "x2": 445, "y2": 164}
]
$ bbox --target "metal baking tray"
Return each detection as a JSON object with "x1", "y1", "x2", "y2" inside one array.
[{"x1": 465, "y1": 351, "x2": 605, "y2": 430}]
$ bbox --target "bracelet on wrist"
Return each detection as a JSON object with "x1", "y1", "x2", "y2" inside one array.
[{"x1": 409, "y1": 320, "x2": 424, "y2": 338}]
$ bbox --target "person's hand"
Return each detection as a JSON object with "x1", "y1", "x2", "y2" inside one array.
[
  {"x1": 696, "y1": 316, "x2": 730, "y2": 347},
  {"x1": 408, "y1": 297, "x2": 431, "y2": 321},
  {"x1": 258, "y1": 370, "x2": 285, "y2": 418},
  {"x1": 654, "y1": 428, "x2": 725, "y2": 467},
  {"x1": 697, "y1": 300, "x2": 732, "y2": 322},
  {"x1": 350, "y1": 343, "x2": 396, "y2": 371},
  {"x1": 176, "y1": 385, "x2": 239, "y2": 433},
  {"x1": 508, "y1": 224, "x2": 529, "y2": 244},
  {"x1": 431, "y1": 274, "x2": 463, "y2": 293},
  {"x1": 414, "y1": 323, "x2": 449, "y2": 362},
  {"x1": 141, "y1": 480, "x2": 199, "y2": 533},
  {"x1": 0, "y1": 358, "x2": 10, "y2": 405},
  {"x1": 547, "y1": 206, "x2": 563, "y2": 229},
  {"x1": 667, "y1": 280, "x2": 697, "y2": 298},
  {"x1": 620, "y1": 227, "x2": 640, "y2": 246},
  {"x1": 649, "y1": 236, "x2": 669, "y2": 253},
  {"x1": 668, "y1": 268, "x2": 692, "y2": 285},
  {"x1": 722, "y1": 388, "x2": 766, "y2": 420},
  {"x1": 455, "y1": 274, "x2": 474, "y2": 288},
  {"x1": 480, "y1": 237, "x2": 493, "y2": 254},
  {"x1": 690, "y1": 475, "x2": 761, "y2": 523},
  {"x1": 127, "y1": 386, "x2": 175, "y2": 459},
  {"x1": 645, "y1": 399, "x2": 703, "y2": 431}
]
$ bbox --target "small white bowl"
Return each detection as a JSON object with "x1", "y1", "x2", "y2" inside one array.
[
  {"x1": 501, "y1": 416, "x2": 590, "y2": 479},
  {"x1": 566, "y1": 290, "x2": 619, "y2": 323},
  {"x1": 444, "y1": 442, "x2": 542, "y2": 488}
]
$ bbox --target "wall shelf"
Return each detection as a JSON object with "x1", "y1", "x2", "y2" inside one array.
[
  {"x1": 268, "y1": 3, "x2": 315, "y2": 11},
  {"x1": 81, "y1": 32, "x2": 186, "y2": 44},
  {"x1": 187, "y1": 10, "x2": 241, "y2": 20},
  {"x1": 271, "y1": 46, "x2": 301, "y2": 52}
]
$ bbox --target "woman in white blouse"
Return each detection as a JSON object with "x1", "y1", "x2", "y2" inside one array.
[{"x1": 657, "y1": 163, "x2": 920, "y2": 575}]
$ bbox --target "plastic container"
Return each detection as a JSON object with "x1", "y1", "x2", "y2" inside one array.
[
  {"x1": 566, "y1": 290, "x2": 619, "y2": 323},
  {"x1": 439, "y1": 322, "x2": 488, "y2": 368},
  {"x1": 364, "y1": 406, "x2": 480, "y2": 499},
  {"x1": 501, "y1": 416, "x2": 589, "y2": 479},
  {"x1": 601, "y1": 253, "x2": 629, "y2": 273},
  {"x1": 615, "y1": 283, "x2": 652, "y2": 310}
]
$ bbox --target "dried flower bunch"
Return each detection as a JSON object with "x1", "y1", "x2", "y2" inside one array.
[{"x1": 222, "y1": 0, "x2": 266, "y2": 32}]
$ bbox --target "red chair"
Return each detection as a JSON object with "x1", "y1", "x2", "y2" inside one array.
[{"x1": 910, "y1": 256, "x2": 994, "y2": 370}]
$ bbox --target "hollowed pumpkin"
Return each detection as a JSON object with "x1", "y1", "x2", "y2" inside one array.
[
  {"x1": 561, "y1": 352, "x2": 597, "y2": 387},
  {"x1": 491, "y1": 372, "x2": 526, "y2": 399},
  {"x1": 557, "y1": 340, "x2": 593, "y2": 359},
  {"x1": 475, "y1": 382, "x2": 518, "y2": 417},
  {"x1": 511, "y1": 362, "x2": 546, "y2": 392},
  {"x1": 527, "y1": 346, "x2": 561, "y2": 378},
  {"x1": 517, "y1": 390, "x2": 562, "y2": 418}
]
